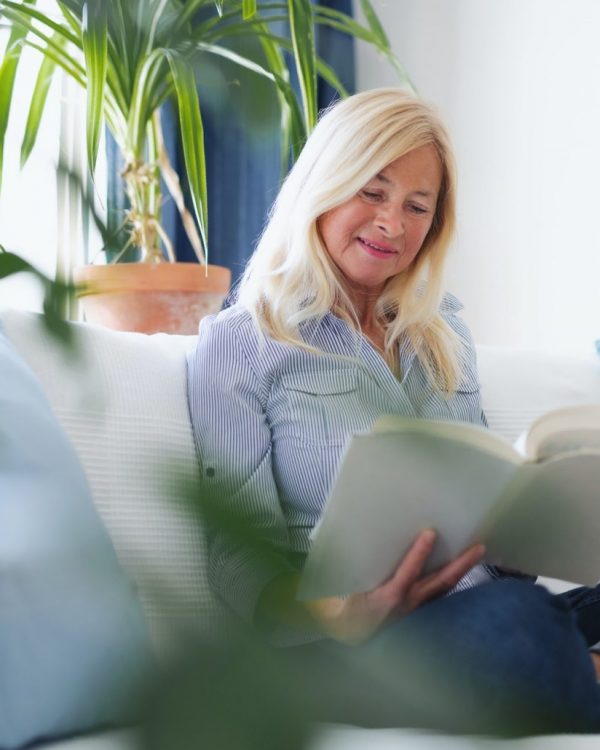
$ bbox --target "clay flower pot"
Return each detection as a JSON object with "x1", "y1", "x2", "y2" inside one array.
[{"x1": 74, "y1": 262, "x2": 231, "y2": 335}]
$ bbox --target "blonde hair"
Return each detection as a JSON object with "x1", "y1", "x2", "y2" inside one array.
[{"x1": 237, "y1": 87, "x2": 465, "y2": 392}]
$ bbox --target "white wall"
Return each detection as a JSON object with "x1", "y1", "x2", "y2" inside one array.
[{"x1": 355, "y1": 0, "x2": 600, "y2": 355}]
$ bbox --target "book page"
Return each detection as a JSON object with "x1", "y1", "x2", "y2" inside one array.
[
  {"x1": 525, "y1": 404, "x2": 600, "y2": 461},
  {"x1": 477, "y1": 453, "x2": 600, "y2": 585},
  {"x1": 374, "y1": 415, "x2": 522, "y2": 464},
  {"x1": 298, "y1": 430, "x2": 519, "y2": 600}
]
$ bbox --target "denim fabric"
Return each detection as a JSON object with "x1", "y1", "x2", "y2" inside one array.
[
  {"x1": 559, "y1": 584, "x2": 600, "y2": 647},
  {"x1": 285, "y1": 580, "x2": 600, "y2": 736}
]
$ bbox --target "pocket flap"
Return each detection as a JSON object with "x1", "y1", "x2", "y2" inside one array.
[
  {"x1": 281, "y1": 368, "x2": 357, "y2": 395},
  {"x1": 456, "y1": 376, "x2": 480, "y2": 394}
]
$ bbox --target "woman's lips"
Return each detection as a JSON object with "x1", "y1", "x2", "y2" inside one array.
[{"x1": 357, "y1": 237, "x2": 399, "y2": 259}]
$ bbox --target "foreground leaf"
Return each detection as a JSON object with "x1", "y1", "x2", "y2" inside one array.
[{"x1": 0, "y1": 248, "x2": 75, "y2": 345}]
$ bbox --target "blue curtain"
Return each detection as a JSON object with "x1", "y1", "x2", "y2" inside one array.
[{"x1": 107, "y1": 0, "x2": 355, "y2": 281}]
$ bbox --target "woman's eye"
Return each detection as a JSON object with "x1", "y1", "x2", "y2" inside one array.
[
  {"x1": 361, "y1": 190, "x2": 382, "y2": 201},
  {"x1": 409, "y1": 204, "x2": 429, "y2": 215}
]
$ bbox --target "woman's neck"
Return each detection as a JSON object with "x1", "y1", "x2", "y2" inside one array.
[{"x1": 346, "y1": 295, "x2": 385, "y2": 354}]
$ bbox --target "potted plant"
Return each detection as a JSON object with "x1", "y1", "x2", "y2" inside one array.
[{"x1": 0, "y1": 0, "x2": 408, "y2": 334}]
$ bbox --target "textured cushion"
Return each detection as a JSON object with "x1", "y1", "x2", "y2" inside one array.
[
  {"x1": 477, "y1": 345, "x2": 600, "y2": 442},
  {"x1": 0, "y1": 328, "x2": 153, "y2": 750},
  {"x1": 0, "y1": 310, "x2": 230, "y2": 658},
  {"x1": 33, "y1": 725, "x2": 600, "y2": 750},
  {"x1": 310, "y1": 725, "x2": 600, "y2": 749},
  {"x1": 34, "y1": 729, "x2": 138, "y2": 750}
]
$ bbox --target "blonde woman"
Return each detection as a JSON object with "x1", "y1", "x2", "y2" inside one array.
[{"x1": 187, "y1": 89, "x2": 600, "y2": 733}]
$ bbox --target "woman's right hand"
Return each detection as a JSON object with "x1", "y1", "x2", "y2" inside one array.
[{"x1": 306, "y1": 529, "x2": 485, "y2": 645}]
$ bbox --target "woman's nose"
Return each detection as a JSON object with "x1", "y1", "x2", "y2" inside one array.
[{"x1": 375, "y1": 207, "x2": 404, "y2": 237}]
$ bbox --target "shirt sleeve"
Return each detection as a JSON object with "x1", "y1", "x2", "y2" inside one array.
[
  {"x1": 444, "y1": 309, "x2": 488, "y2": 428},
  {"x1": 186, "y1": 313, "x2": 296, "y2": 623}
]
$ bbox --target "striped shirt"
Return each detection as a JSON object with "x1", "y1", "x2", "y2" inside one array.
[{"x1": 186, "y1": 294, "x2": 492, "y2": 627}]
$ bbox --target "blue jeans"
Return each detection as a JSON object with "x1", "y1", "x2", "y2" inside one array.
[
  {"x1": 559, "y1": 583, "x2": 600, "y2": 648},
  {"x1": 286, "y1": 580, "x2": 600, "y2": 736}
]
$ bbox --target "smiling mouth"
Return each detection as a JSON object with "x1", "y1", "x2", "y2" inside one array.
[{"x1": 357, "y1": 237, "x2": 399, "y2": 256}]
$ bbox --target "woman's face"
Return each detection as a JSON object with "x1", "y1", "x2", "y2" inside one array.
[{"x1": 317, "y1": 144, "x2": 443, "y2": 298}]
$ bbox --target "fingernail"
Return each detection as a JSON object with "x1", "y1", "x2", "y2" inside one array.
[{"x1": 422, "y1": 528, "x2": 436, "y2": 543}]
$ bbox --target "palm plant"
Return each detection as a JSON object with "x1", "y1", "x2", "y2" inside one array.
[{"x1": 0, "y1": 0, "x2": 409, "y2": 265}]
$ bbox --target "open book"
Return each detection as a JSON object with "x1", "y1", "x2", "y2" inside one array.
[{"x1": 298, "y1": 406, "x2": 600, "y2": 600}]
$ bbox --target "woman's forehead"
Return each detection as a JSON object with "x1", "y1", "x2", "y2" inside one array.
[{"x1": 364, "y1": 146, "x2": 443, "y2": 187}]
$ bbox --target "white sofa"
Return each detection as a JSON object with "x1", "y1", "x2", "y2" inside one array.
[{"x1": 2, "y1": 308, "x2": 600, "y2": 750}]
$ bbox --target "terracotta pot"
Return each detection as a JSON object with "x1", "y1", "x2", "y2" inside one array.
[{"x1": 73, "y1": 262, "x2": 231, "y2": 335}]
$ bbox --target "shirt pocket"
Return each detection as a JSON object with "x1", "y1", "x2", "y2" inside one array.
[
  {"x1": 445, "y1": 376, "x2": 482, "y2": 422},
  {"x1": 278, "y1": 368, "x2": 364, "y2": 446},
  {"x1": 414, "y1": 370, "x2": 481, "y2": 423}
]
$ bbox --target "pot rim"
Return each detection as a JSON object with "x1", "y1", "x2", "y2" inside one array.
[{"x1": 73, "y1": 262, "x2": 231, "y2": 295}]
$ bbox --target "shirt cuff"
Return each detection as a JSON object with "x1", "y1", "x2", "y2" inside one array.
[{"x1": 209, "y1": 544, "x2": 296, "y2": 625}]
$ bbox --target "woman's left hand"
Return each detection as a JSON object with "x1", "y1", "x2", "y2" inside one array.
[{"x1": 306, "y1": 529, "x2": 486, "y2": 645}]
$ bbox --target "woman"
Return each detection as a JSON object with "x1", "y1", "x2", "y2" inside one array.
[{"x1": 187, "y1": 88, "x2": 600, "y2": 733}]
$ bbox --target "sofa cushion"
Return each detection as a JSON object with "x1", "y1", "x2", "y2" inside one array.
[
  {"x1": 0, "y1": 310, "x2": 232, "y2": 658},
  {"x1": 309, "y1": 724, "x2": 600, "y2": 749},
  {"x1": 477, "y1": 345, "x2": 600, "y2": 443},
  {"x1": 0, "y1": 328, "x2": 153, "y2": 750}
]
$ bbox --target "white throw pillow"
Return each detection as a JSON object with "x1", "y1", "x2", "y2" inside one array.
[{"x1": 1, "y1": 310, "x2": 232, "y2": 658}]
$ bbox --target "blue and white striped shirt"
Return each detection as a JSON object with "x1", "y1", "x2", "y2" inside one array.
[{"x1": 187, "y1": 294, "x2": 490, "y2": 625}]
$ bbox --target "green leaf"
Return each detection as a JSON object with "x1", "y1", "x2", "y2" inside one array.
[
  {"x1": 0, "y1": 0, "x2": 37, "y2": 194},
  {"x1": 287, "y1": 0, "x2": 317, "y2": 132},
  {"x1": 358, "y1": 0, "x2": 389, "y2": 48},
  {"x1": 256, "y1": 28, "x2": 292, "y2": 174},
  {"x1": 0, "y1": 249, "x2": 32, "y2": 279},
  {"x1": 0, "y1": 2, "x2": 84, "y2": 90},
  {"x1": 170, "y1": 0, "x2": 213, "y2": 37},
  {"x1": 313, "y1": 6, "x2": 379, "y2": 45},
  {"x1": 56, "y1": 1, "x2": 81, "y2": 33},
  {"x1": 194, "y1": 40, "x2": 305, "y2": 150},
  {"x1": 54, "y1": 0, "x2": 83, "y2": 19},
  {"x1": 195, "y1": 40, "x2": 278, "y2": 82},
  {"x1": 242, "y1": 0, "x2": 257, "y2": 20},
  {"x1": 1, "y1": 1, "x2": 80, "y2": 47},
  {"x1": 128, "y1": 48, "x2": 165, "y2": 157},
  {"x1": 82, "y1": 0, "x2": 108, "y2": 173},
  {"x1": 315, "y1": 3, "x2": 415, "y2": 89},
  {"x1": 131, "y1": 0, "x2": 147, "y2": 77},
  {"x1": 146, "y1": 0, "x2": 170, "y2": 54},
  {"x1": 251, "y1": 27, "x2": 311, "y2": 167},
  {"x1": 164, "y1": 50, "x2": 208, "y2": 258},
  {"x1": 18, "y1": 35, "x2": 85, "y2": 88},
  {"x1": 255, "y1": 32, "x2": 349, "y2": 99},
  {"x1": 190, "y1": 2, "x2": 286, "y2": 39},
  {"x1": 0, "y1": 248, "x2": 74, "y2": 344},
  {"x1": 200, "y1": 16, "x2": 290, "y2": 43},
  {"x1": 20, "y1": 33, "x2": 66, "y2": 168},
  {"x1": 101, "y1": 0, "x2": 133, "y2": 106}
]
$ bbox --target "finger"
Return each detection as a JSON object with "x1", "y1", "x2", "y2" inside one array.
[
  {"x1": 412, "y1": 542, "x2": 486, "y2": 603},
  {"x1": 384, "y1": 528, "x2": 437, "y2": 593}
]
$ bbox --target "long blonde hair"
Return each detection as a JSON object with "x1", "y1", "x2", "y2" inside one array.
[{"x1": 237, "y1": 88, "x2": 465, "y2": 392}]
